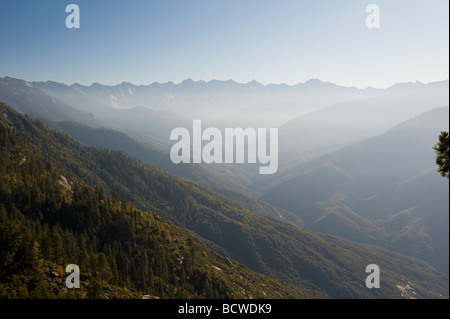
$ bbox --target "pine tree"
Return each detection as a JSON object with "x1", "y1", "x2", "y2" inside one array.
[{"x1": 433, "y1": 131, "x2": 449, "y2": 178}]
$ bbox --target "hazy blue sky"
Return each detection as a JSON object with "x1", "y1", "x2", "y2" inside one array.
[{"x1": 0, "y1": 0, "x2": 448, "y2": 88}]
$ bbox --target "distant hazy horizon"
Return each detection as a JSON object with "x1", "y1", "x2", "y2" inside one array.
[{"x1": 2, "y1": 75, "x2": 449, "y2": 91}]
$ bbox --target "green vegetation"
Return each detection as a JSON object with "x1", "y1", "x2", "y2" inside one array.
[
  {"x1": 433, "y1": 131, "x2": 449, "y2": 178},
  {"x1": 0, "y1": 111, "x2": 307, "y2": 299},
  {"x1": 42, "y1": 120, "x2": 252, "y2": 194},
  {"x1": 0, "y1": 102, "x2": 448, "y2": 298}
]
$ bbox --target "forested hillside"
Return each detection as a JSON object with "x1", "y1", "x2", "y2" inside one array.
[
  {"x1": 1, "y1": 102, "x2": 448, "y2": 298},
  {"x1": 0, "y1": 109, "x2": 309, "y2": 299},
  {"x1": 42, "y1": 119, "x2": 302, "y2": 226}
]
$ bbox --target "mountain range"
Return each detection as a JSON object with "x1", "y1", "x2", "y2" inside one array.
[
  {"x1": 32, "y1": 78, "x2": 374, "y2": 128},
  {"x1": 261, "y1": 107, "x2": 449, "y2": 273},
  {"x1": 1, "y1": 102, "x2": 448, "y2": 298},
  {"x1": 0, "y1": 75, "x2": 448, "y2": 299}
]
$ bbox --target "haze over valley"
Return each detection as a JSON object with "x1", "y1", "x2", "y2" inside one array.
[
  {"x1": 1, "y1": 74, "x2": 448, "y2": 299},
  {"x1": 1, "y1": 0, "x2": 448, "y2": 300}
]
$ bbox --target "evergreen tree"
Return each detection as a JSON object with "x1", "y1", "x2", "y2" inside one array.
[{"x1": 433, "y1": 131, "x2": 449, "y2": 178}]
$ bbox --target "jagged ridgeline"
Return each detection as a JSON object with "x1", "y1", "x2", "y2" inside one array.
[
  {"x1": 0, "y1": 102, "x2": 448, "y2": 299},
  {"x1": 0, "y1": 103, "x2": 310, "y2": 299}
]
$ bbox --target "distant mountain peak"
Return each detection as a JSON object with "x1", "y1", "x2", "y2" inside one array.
[
  {"x1": 387, "y1": 80, "x2": 426, "y2": 90},
  {"x1": 181, "y1": 78, "x2": 195, "y2": 84},
  {"x1": 36, "y1": 80, "x2": 70, "y2": 89},
  {"x1": 246, "y1": 79, "x2": 264, "y2": 87},
  {"x1": 149, "y1": 81, "x2": 174, "y2": 87},
  {"x1": 1, "y1": 76, "x2": 34, "y2": 87},
  {"x1": 90, "y1": 82, "x2": 103, "y2": 88},
  {"x1": 304, "y1": 78, "x2": 325, "y2": 85},
  {"x1": 301, "y1": 79, "x2": 339, "y2": 88},
  {"x1": 178, "y1": 78, "x2": 208, "y2": 87},
  {"x1": 119, "y1": 81, "x2": 133, "y2": 87},
  {"x1": 207, "y1": 79, "x2": 239, "y2": 86}
]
